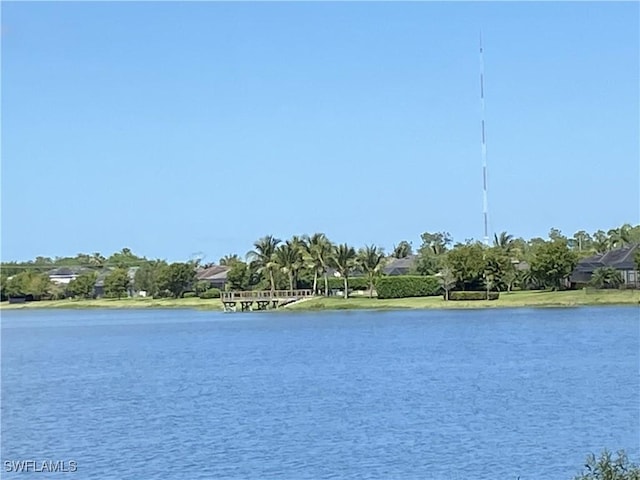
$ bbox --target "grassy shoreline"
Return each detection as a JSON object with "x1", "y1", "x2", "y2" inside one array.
[
  {"x1": 1, "y1": 289, "x2": 638, "y2": 312},
  {"x1": 285, "y1": 289, "x2": 640, "y2": 311}
]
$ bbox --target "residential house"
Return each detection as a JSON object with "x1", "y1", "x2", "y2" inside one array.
[
  {"x1": 48, "y1": 267, "x2": 91, "y2": 285},
  {"x1": 127, "y1": 267, "x2": 139, "y2": 297},
  {"x1": 195, "y1": 265, "x2": 230, "y2": 290},
  {"x1": 325, "y1": 255, "x2": 416, "y2": 297},
  {"x1": 382, "y1": 255, "x2": 418, "y2": 276},
  {"x1": 570, "y1": 244, "x2": 639, "y2": 288},
  {"x1": 326, "y1": 255, "x2": 417, "y2": 278},
  {"x1": 94, "y1": 266, "x2": 140, "y2": 298},
  {"x1": 93, "y1": 270, "x2": 109, "y2": 298}
]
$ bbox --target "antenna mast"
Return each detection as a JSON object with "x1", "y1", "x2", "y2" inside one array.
[{"x1": 480, "y1": 32, "x2": 490, "y2": 246}]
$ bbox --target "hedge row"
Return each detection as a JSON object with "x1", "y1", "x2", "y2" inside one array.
[
  {"x1": 448, "y1": 291, "x2": 499, "y2": 301},
  {"x1": 376, "y1": 276, "x2": 441, "y2": 299}
]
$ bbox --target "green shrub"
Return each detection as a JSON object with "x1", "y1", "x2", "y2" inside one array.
[
  {"x1": 375, "y1": 275, "x2": 440, "y2": 299},
  {"x1": 574, "y1": 449, "x2": 640, "y2": 480},
  {"x1": 347, "y1": 277, "x2": 370, "y2": 290},
  {"x1": 200, "y1": 288, "x2": 221, "y2": 299},
  {"x1": 590, "y1": 267, "x2": 624, "y2": 289},
  {"x1": 321, "y1": 276, "x2": 370, "y2": 291},
  {"x1": 448, "y1": 291, "x2": 499, "y2": 301},
  {"x1": 182, "y1": 291, "x2": 198, "y2": 298},
  {"x1": 194, "y1": 280, "x2": 212, "y2": 294}
]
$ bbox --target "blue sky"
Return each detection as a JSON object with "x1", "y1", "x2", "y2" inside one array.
[{"x1": 2, "y1": 2, "x2": 638, "y2": 263}]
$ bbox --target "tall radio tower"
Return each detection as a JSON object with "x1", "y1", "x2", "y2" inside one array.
[{"x1": 479, "y1": 32, "x2": 490, "y2": 246}]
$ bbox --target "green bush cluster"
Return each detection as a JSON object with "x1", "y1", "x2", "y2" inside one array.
[
  {"x1": 448, "y1": 291, "x2": 499, "y2": 301},
  {"x1": 574, "y1": 449, "x2": 640, "y2": 480},
  {"x1": 199, "y1": 288, "x2": 221, "y2": 299},
  {"x1": 182, "y1": 291, "x2": 198, "y2": 298},
  {"x1": 375, "y1": 275, "x2": 440, "y2": 299}
]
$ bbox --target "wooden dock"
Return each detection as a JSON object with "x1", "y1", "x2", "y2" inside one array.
[{"x1": 220, "y1": 289, "x2": 314, "y2": 312}]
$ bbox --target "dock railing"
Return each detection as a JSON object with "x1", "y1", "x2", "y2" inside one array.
[{"x1": 220, "y1": 289, "x2": 314, "y2": 302}]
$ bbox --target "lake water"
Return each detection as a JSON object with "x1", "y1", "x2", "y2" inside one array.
[{"x1": 1, "y1": 307, "x2": 638, "y2": 479}]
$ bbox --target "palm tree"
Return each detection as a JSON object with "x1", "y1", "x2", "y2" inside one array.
[
  {"x1": 519, "y1": 268, "x2": 542, "y2": 290},
  {"x1": 607, "y1": 228, "x2": 622, "y2": 249},
  {"x1": 219, "y1": 254, "x2": 240, "y2": 266},
  {"x1": 592, "y1": 230, "x2": 610, "y2": 254},
  {"x1": 303, "y1": 233, "x2": 333, "y2": 295},
  {"x1": 274, "y1": 241, "x2": 303, "y2": 290},
  {"x1": 620, "y1": 224, "x2": 633, "y2": 245},
  {"x1": 493, "y1": 231, "x2": 514, "y2": 252},
  {"x1": 289, "y1": 236, "x2": 306, "y2": 288},
  {"x1": 421, "y1": 231, "x2": 453, "y2": 256},
  {"x1": 608, "y1": 224, "x2": 632, "y2": 249},
  {"x1": 357, "y1": 245, "x2": 386, "y2": 298},
  {"x1": 247, "y1": 235, "x2": 281, "y2": 293},
  {"x1": 571, "y1": 230, "x2": 592, "y2": 252},
  {"x1": 392, "y1": 241, "x2": 412, "y2": 259},
  {"x1": 590, "y1": 267, "x2": 623, "y2": 289},
  {"x1": 330, "y1": 243, "x2": 357, "y2": 299}
]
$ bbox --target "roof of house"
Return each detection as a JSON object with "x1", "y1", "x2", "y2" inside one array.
[
  {"x1": 93, "y1": 267, "x2": 138, "y2": 287},
  {"x1": 94, "y1": 269, "x2": 111, "y2": 287},
  {"x1": 570, "y1": 244, "x2": 638, "y2": 282},
  {"x1": 575, "y1": 245, "x2": 638, "y2": 271},
  {"x1": 195, "y1": 265, "x2": 230, "y2": 281},
  {"x1": 48, "y1": 266, "x2": 90, "y2": 277},
  {"x1": 207, "y1": 270, "x2": 229, "y2": 281},
  {"x1": 599, "y1": 244, "x2": 638, "y2": 269},
  {"x1": 382, "y1": 255, "x2": 417, "y2": 275}
]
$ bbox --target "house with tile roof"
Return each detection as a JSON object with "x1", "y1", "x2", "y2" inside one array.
[
  {"x1": 195, "y1": 265, "x2": 230, "y2": 290},
  {"x1": 47, "y1": 267, "x2": 92, "y2": 285},
  {"x1": 570, "y1": 244, "x2": 639, "y2": 288},
  {"x1": 94, "y1": 266, "x2": 140, "y2": 298},
  {"x1": 382, "y1": 255, "x2": 418, "y2": 276}
]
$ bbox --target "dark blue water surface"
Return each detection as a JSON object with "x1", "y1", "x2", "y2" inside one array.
[{"x1": 1, "y1": 307, "x2": 639, "y2": 479}]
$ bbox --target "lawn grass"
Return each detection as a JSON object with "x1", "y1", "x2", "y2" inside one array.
[
  {"x1": 1, "y1": 289, "x2": 637, "y2": 312},
  {"x1": 285, "y1": 289, "x2": 640, "y2": 311},
  {"x1": 0, "y1": 296, "x2": 223, "y2": 311}
]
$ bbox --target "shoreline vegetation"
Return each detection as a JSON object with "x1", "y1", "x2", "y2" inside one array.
[
  {"x1": 2, "y1": 224, "x2": 639, "y2": 310},
  {"x1": 1, "y1": 289, "x2": 638, "y2": 312}
]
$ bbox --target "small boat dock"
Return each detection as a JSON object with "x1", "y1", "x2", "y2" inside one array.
[{"x1": 220, "y1": 289, "x2": 314, "y2": 312}]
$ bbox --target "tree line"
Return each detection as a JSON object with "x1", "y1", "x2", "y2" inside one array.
[
  {"x1": 221, "y1": 224, "x2": 640, "y2": 296},
  {"x1": 1, "y1": 223, "x2": 639, "y2": 301}
]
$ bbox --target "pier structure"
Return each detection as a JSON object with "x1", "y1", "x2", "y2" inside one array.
[{"x1": 221, "y1": 289, "x2": 314, "y2": 312}]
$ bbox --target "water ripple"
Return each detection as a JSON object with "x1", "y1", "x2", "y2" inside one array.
[{"x1": 1, "y1": 307, "x2": 638, "y2": 479}]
